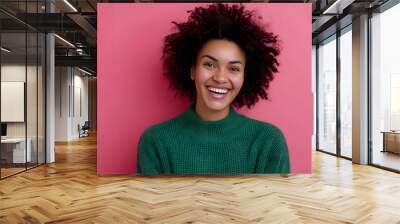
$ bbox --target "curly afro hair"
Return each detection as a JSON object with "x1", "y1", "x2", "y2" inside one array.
[{"x1": 162, "y1": 3, "x2": 280, "y2": 108}]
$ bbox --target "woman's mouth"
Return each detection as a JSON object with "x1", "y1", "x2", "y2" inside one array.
[{"x1": 207, "y1": 86, "x2": 229, "y2": 99}]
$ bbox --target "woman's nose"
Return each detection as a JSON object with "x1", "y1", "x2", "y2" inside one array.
[{"x1": 212, "y1": 68, "x2": 228, "y2": 83}]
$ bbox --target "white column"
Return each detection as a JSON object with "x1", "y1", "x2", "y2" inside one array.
[
  {"x1": 46, "y1": 32, "x2": 55, "y2": 163},
  {"x1": 352, "y1": 14, "x2": 369, "y2": 164},
  {"x1": 45, "y1": 0, "x2": 55, "y2": 163}
]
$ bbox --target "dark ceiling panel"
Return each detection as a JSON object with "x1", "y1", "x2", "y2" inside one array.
[
  {"x1": 55, "y1": 55, "x2": 97, "y2": 72},
  {"x1": 15, "y1": 13, "x2": 82, "y2": 32}
]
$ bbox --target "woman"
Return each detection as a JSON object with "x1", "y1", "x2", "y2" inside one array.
[{"x1": 136, "y1": 3, "x2": 290, "y2": 175}]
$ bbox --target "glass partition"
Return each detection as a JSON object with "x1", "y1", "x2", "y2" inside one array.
[
  {"x1": 317, "y1": 35, "x2": 337, "y2": 154},
  {"x1": 1, "y1": 30, "x2": 28, "y2": 177},
  {"x1": 27, "y1": 31, "x2": 38, "y2": 169},
  {"x1": 0, "y1": 1, "x2": 46, "y2": 179}
]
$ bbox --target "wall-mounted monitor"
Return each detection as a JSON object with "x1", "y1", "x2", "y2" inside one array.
[{"x1": 1, "y1": 82, "x2": 25, "y2": 122}]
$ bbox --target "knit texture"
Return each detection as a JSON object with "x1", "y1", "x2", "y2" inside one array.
[{"x1": 136, "y1": 105, "x2": 290, "y2": 175}]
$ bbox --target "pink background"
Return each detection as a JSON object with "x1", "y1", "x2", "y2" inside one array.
[{"x1": 97, "y1": 3, "x2": 312, "y2": 174}]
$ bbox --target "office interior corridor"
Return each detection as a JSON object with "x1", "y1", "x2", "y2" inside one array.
[{"x1": 0, "y1": 134, "x2": 400, "y2": 223}]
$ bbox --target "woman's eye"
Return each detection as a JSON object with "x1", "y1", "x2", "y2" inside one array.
[
  {"x1": 230, "y1": 67, "x2": 241, "y2": 72},
  {"x1": 203, "y1": 62, "x2": 215, "y2": 69}
]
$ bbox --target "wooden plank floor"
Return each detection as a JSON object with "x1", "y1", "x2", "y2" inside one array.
[
  {"x1": 1, "y1": 134, "x2": 400, "y2": 224},
  {"x1": 1, "y1": 167, "x2": 26, "y2": 178}
]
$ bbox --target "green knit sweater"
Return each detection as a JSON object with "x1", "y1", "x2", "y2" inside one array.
[{"x1": 136, "y1": 105, "x2": 290, "y2": 175}]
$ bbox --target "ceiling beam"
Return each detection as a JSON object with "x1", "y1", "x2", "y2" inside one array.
[{"x1": 55, "y1": 55, "x2": 96, "y2": 68}]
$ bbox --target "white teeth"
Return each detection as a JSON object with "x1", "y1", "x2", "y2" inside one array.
[{"x1": 208, "y1": 87, "x2": 228, "y2": 94}]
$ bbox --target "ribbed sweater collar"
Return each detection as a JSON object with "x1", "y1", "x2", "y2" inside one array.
[{"x1": 182, "y1": 104, "x2": 243, "y2": 135}]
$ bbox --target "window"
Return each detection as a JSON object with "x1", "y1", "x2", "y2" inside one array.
[
  {"x1": 339, "y1": 27, "x2": 352, "y2": 158},
  {"x1": 370, "y1": 2, "x2": 400, "y2": 171},
  {"x1": 317, "y1": 35, "x2": 337, "y2": 154}
]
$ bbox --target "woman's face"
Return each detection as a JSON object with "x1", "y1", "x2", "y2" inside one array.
[{"x1": 191, "y1": 39, "x2": 245, "y2": 114}]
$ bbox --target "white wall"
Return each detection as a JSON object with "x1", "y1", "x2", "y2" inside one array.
[
  {"x1": 55, "y1": 67, "x2": 89, "y2": 141},
  {"x1": 55, "y1": 66, "x2": 70, "y2": 141},
  {"x1": 72, "y1": 73, "x2": 89, "y2": 138},
  {"x1": 1, "y1": 65, "x2": 26, "y2": 130}
]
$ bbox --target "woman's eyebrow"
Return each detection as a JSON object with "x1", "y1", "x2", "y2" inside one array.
[
  {"x1": 201, "y1": 55, "x2": 218, "y2": 62},
  {"x1": 201, "y1": 55, "x2": 243, "y2": 65},
  {"x1": 229, "y1": 61, "x2": 243, "y2": 65}
]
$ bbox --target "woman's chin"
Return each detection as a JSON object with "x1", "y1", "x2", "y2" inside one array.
[{"x1": 203, "y1": 100, "x2": 230, "y2": 112}]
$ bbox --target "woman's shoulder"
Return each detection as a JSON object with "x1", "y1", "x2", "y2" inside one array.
[
  {"x1": 140, "y1": 111, "x2": 187, "y2": 138},
  {"x1": 240, "y1": 114, "x2": 285, "y2": 138}
]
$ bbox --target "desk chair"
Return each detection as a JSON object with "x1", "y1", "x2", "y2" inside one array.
[{"x1": 79, "y1": 121, "x2": 90, "y2": 138}]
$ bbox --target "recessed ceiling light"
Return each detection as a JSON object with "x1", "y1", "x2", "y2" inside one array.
[
  {"x1": 322, "y1": 0, "x2": 354, "y2": 15},
  {"x1": 63, "y1": 0, "x2": 78, "y2": 12},
  {"x1": 78, "y1": 67, "x2": 93, "y2": 76},
  {"x1": 54, "y1": 34, "x2": 75, "y2": 48},
  {"x1": 1, "y1": 47, "x2": 11, "y2": 53}
]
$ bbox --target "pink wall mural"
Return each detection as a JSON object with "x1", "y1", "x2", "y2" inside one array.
[{"x1": 97, "y1": 3, "x2": 313, "y2": 174}]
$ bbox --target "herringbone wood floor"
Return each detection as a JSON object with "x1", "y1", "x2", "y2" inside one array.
[{"x1": 1, "y1": 134, "x2": 400, "y2": 224}]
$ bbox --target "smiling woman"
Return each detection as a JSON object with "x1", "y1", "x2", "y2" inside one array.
[
  {"x1": 191, "y1": 39, "x2": 245, "y2": 121},
  {"x1": 136, "y1": 3, "x2": 290, "y2": 175}
]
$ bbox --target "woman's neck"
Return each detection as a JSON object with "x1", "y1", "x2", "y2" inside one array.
[{"x1": 195, "y1": 101, "x2": 230, "y2": 121}]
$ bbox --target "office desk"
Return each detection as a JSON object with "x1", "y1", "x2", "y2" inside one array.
[
  {"x1": 381, "y1": 131, "x2": 400, "y2": 154},
  {"x1": 1, "y1": 138, "x2": 32, "y2": 163}
]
